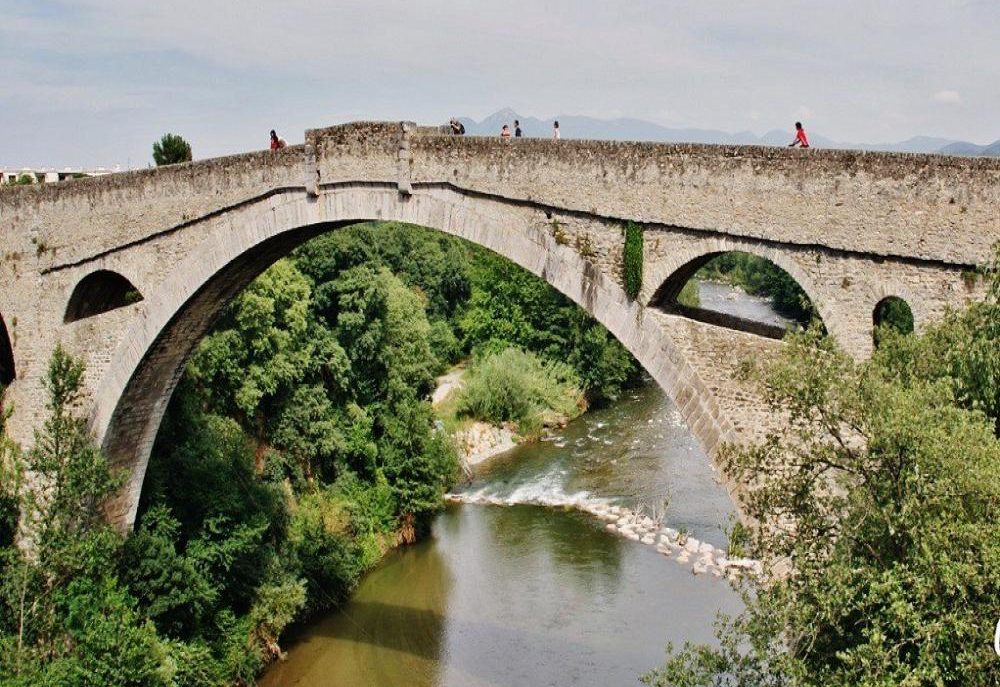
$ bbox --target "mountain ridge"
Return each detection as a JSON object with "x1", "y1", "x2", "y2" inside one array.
[{"x1": 456, "y1": 109, "x2": 1000, "y2": 157}]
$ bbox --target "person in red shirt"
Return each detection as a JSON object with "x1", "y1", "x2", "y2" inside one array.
[
  {"x1": 269, "y1": 130, "x2": 287, "y2": 151},
  {"x1": 788, "y1": 122, "x2": 809, "y2": 148}
]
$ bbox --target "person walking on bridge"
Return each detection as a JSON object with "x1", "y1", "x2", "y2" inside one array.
[
  {"x1": 788, "y1": 121, "x2": 809, "y2": 148},
  {"x1": 269, "y1": 130, "x2": 287, "y2": 151}
]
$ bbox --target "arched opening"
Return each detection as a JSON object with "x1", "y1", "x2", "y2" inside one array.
[
  {"x1": 650, "y1": 251, "x2": 822, "y2": 339},
  {"x1": 0, "y1": 313, "x2": 14, "y2": 386},
  {"x1": 873, "y1": 296, "x2": 914, "y2": 345},
  {"x1": 86, "y1": 187, "x2": 756, "y2": 684},
  {"x1": 64, "y1": 270, "x2": 143, "y2": 323},
  {"x1": 96, "y1": 192, "x2": 737, "y2": 532}
]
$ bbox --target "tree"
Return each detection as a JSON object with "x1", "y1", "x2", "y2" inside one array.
[
  {"x1": 0, "y1": 347, "x2": 181, "y2": 685},
  {"x1": 872, "y1": 259, "x2": 1000, "y2": 435},
  {"x1": 642, "y1": 327, "x2": 1000, "y2": 687},
  {"x1": 461, "y1": 249, "x2": 640, "y2": 403},
  {"x1": 152, "y1": 133, "x2": 192, "y2": 166}
]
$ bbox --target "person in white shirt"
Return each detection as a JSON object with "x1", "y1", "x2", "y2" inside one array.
[{"x1": 553, "y1": 121, "x2": 560, "y2": 140}]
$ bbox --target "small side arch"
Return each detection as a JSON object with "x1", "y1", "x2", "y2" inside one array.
[
  {"x1": 64, "y1": 270, "x2": 144, "y2": 323},
  {"x1": 873, "y1": 295, "x2": 914, "y2": 340},
  {"x1": 0, "y1": 313, "x2": 14, "y2": 386},
  {"x1": 649, "y1": 250, "x2": 825, "y2": 338}
]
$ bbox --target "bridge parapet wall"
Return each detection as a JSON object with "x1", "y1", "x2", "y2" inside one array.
[
  {"x1": 0, "y1": 146, "x2": 305, "y2": 273},
  {"x1": 407, "y1": 132, "x2": 999, "y2": 267},
  {"x1": 0, "y1": 120, "x2": 997, "y2": 528}
]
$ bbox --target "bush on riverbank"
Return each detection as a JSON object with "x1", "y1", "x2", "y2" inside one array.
[
  {"x1": 455, "y1": 348, "x2": 584, "y2": 436},
  {"x1": 644, "y1": 256, "x2": 1000, "y2": 687}
]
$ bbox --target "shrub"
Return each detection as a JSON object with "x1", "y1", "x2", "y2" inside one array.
[
  {"x1": 675, "y1": 279, "x2": 700, "y2": 307},
  {"x1": 456, "y1": 348, "x2": 583, "y2": 434}
]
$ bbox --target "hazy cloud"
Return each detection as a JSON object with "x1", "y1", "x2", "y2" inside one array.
[
  {"x1": 933, "y1": 90, "x2": 962, "y2": 104},
  {"x1": 2, "y1": 0, "x2": 998, "y2": 167}
]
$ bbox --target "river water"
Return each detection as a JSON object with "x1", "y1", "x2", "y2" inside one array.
[{"x1": 261, "y1": 282, "x2": 787, "y2": 687}]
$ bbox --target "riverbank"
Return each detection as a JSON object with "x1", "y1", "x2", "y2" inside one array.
[
  {"x1": 432, "y1": 362, "x2": 576, "y2": 469},
  {"x1": 260, "y1": 380, "x2": 745, "y2": 687}
]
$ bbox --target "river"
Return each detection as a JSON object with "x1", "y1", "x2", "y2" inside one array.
[{"x1": 260, "y1": 281, "x2": 789, "y2": 687}]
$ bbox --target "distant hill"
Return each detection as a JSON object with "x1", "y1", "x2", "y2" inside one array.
[
  {"x1": 939, "y1": 139, "x2": 1000, "y2": 157},
  {"x1": 457, "y1": 109, "x2": 1000, "y2": 157}
]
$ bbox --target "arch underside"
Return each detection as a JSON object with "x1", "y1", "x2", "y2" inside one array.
[
  {"x1": 65, "y1": 270, "x2": 143, "y2": 323},
  {"x1": 95, "y1": 186, "x2": 744, "y2": 528},
  {"x1": 0, "y1": 314, "x2": 14, "y2": 387}
]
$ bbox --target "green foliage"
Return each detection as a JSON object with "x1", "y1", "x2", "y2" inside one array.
[
  {"x1": 623, "y1": 222, "x2": 644, "y2": 300},
  {"x1": 294, "y1": 222, "x2": 472, "y2": 323},
  {"x1": 456, "y1": 348, "x2": 583, "y2": 435},
  {"x1": 696, "y1": 251, "x2": 815, "y2": 324},
  {"x1": 152, "y1": 133, "x2": 192, "y2": 166},
  {"x1": 872, "y1": 296, "x2": 914, "y2": 347},
  {"x1": 461, "y1": 248, "x2": 640, "y2": 403},
  {"x1": 872, "y1": 261, "x2": 1000, "y2": 436},
  {"x1": 645, "y1": 324, "x2": 1000, "y2": 686},
  {"x1": 0, "y1": 347, "x2": 196, "y2": 686},
  {"x1": 428, "y1": 319, "x2": 462, "y2": 368},
  {"x1": 0, "y1": 395, "x2": 21, "y2": 549},
  {"x1": 675, "y1": 279, "x2": 701, "y2": 308},
  {"x1": 188, "y1": 259, "x2": 333, "y2": 429}
]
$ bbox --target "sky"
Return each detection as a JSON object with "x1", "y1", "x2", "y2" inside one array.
[{"x1": 2, "y1": 0, "x2": 998, "y2": 168}]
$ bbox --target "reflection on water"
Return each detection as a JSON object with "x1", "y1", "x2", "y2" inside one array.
[
  {"x1": 261, "y1": 382, "x2": 743, "y2": 687},
  {"x1": 263, "y1": 505, "x2": 741, "y2": 687},
  {"x1": 259, "y1": 281, "x2": 793, "y2": 686},
  {"x1": 262, "y1": 536, "x2": 449, "y2": 686}
]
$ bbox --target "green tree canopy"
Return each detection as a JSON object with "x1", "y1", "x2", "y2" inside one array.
[
  {"x1": 644, "y1": 325, "x2": 1000, "y2": 686},
  {"x1": 152, "y1": 133, "x2": 193, "y2": 166}
]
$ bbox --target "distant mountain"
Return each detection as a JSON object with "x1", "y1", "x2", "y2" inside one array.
[
  {"x1": 938, "y1": 139, "x2": 1000, "y2": 157},
  {"x1": 457, "y1": 109, "x2": 1000, "y2": 157},
  {"x1": 856, "y1": 136, "x2": 958, "y2": 154}
]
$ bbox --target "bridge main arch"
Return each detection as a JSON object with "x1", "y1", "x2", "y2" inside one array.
[{"x1": 93, "y1": 185, "x2": 737, "y2": 529}]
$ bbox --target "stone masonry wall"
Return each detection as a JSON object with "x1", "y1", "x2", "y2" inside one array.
[{"x1": 1, "y1": 121, "x2": 997, "y2": 528}]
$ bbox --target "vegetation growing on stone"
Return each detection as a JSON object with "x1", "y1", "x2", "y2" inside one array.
[{"x1": 623, "y1": 221, "x2": 644, "y2": 300}]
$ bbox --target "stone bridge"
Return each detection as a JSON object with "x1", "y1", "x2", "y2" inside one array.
[{"x1": 1, "y1": 121, "x2": 997, "y2": 530}]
